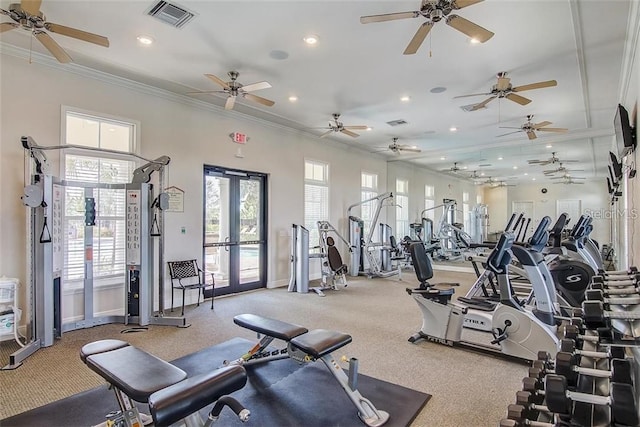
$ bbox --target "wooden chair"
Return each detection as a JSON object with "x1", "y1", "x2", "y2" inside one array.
[{"x1": 167, "y1": 260, "x2": 214, "y2": 315}]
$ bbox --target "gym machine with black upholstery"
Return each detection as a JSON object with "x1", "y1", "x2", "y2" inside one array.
[{"x1": 228, "y1": 313, "x2": 390, "y2": 427}]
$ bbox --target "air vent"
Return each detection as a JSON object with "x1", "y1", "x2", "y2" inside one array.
[
  {"x1": 147, "y1": 1, "x2": 196, "y2": 28},
  {"x1": 386, "y1": 119, "x2": 408, "y2": 127}
]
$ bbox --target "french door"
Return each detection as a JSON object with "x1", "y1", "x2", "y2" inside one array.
[{"x1": 203, "y1": 166, "x2": 267, "y2": 296}]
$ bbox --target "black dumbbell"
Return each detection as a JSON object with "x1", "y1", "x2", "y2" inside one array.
[
  {"x1": 598, "y1": 266, "x2": 638, "y2": 276},
  {"x1": 554, "y1": 352, "x2": 633, "y2": 386},
  {"x1": 545, "y1": 374, "x2": 639, "y2": 426},
  {"x1": 514, "y1": 391, "x2": 555, "y2": 420},
  {"x1": 562, "y1": 324, "x2": 620, "y2": 344},
  {"x1": 581, "y1": 300, "x2": 640, "y2": 330},
  {"x1": 585, "y1": 289, "x2": 640, "y2": 306},
  {"x1": 503, "y1": 404, "x2": 559, "y2": 427},
  {"x1": 559, "y1": 338, "x2": 626, "y2": 360},
  {"x1": 590, "y1": 281, "x2": 639, "y2": 295}
]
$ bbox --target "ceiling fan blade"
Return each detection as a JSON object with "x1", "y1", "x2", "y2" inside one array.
[
  {"x1": 533, "y1": 121, "x2": 552, "y2": 128},
  {"x1": 445, "y1": 15, "x2": 494, "y2": 43},
  {"x1": 498, "y1": 126, "x2": 522, "y2": 130},
  {"x1": 225, "y1": 96, "x2": 236, "y2": 110},
  {"x1": 537, "y1": 127, "x2": 568, "y2": 133},
  {"x1": 512, "y1": 80, "x2": 557, "y2": 92},
  {"x1": 34, "y1": 30, "x2": 72, "y2": 63},
  {"x1": 340, "y1": 129, "x2": 360, "y2": 138},
  {"x1": 319, "y1": 130, "x2": 333, "y2": 138},
  {"x1": 243, "y1": 93, "x2": 275, "y2": 107},
  {"x1": 21, "y1": 0, "x2": 42, "y2": 16},
  {"x1": 44, "y1": 23, "x2": 109, "y2": 47},
  {"x1": 205, "y1": 74, "x2": 230, "y2": 90},
  {"x1": 527, "y1": 130, "x2": 537, "y2": 140},
  {"x1": 496, "y1": 130, "x2": 522, "y2": 138},
  {"x1": 505, "y1": 93, "x2": 531, "y2": 106},
  {"x1": 343, "y1": 125, "x2": 369, "y2": 130},
  {"x1": 453, "y1": 0, "x2": 484, "y2": 9},
  {"x1": 453, "y1": 92, "x2": 492, "y2": 99},
  {"x1": 241, "y1": 81, "x2": 271, "y2": 92},
  {"x1": 401, "y1": 147, "x2": 422, "y2": 153},
  {"x1": 472, "y1": 96, "x2": 497, "y2": 110},
  {"x1": 185, "y1": 90, "x2": 227, "y2": 95},
  {"x1": 496, "y1": 77, "x2": 511, "y2": 91},
  {"x1": 403, "y1": 22, "x2": 433, "y2": 55},
  {"x1": 561, "y1": 159, "x2": 580, "y2": 163},
  {"x1": 360, "y1": 11, "x2": 418, "y2": 24},
  {"x1": 0, "y1": 22, "x2": 18, "y2": 33}
]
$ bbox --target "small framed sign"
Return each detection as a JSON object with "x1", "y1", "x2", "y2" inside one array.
[{"x1": 165, "y1": 186, "x2": 185, "y2": 212}]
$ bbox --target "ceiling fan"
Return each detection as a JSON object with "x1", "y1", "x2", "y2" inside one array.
[
  {"x1": 492, "y1": 181, "x2": 517, "y2": 188},
  {"x1": 360, "y1": 0, "x2": 493, "y2": 55},
  {"x1": 315, "y1": 113, "x2": 369, "y2": 138},
  {"x1": 543, "y1": 163, "x2": 584, "y2": 175},
  {"x1": 441, "y1": 162, "x2": 467, "y2": 173},
  {"x1": 455, "y1": 72, "x2": 557, "y2": 111},
  {"x1": 553, "y1": 176, "x2": 585, "y2": 185},
  {"x1": 528, "y1": 152, "x2": 578, "y2": 166},
  {"x1": 497, "y1": 115, "x2": 568, "y2": 140},
  {"x1": 0, "y1": 0, "x2": 109, "y2": 63},
  {"x1": 378, "y1": 137, "x2": 422, "y2": 154},
  {"x1": 187, "y1": 71, "x2": 274, "y2": 111}
]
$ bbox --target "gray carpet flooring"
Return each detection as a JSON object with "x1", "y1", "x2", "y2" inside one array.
[{"x1": 0, "y1": 269, "x2": 527, "y2": 426}]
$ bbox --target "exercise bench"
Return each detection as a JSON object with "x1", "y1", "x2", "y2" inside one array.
[
  {"x1": 229, "y1": 313, "x2": 390, "y2": 427},
  {"x1": 80, "y1": 339, "x2": 249, "y2": 427}
]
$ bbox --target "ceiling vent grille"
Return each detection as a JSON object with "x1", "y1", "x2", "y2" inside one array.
[
  {"x1": 147, "y1": 1, "x2": 196, "y2": 28},
  {"x1": 386, "y1": 119, "x2": 408, "y2": 127}
]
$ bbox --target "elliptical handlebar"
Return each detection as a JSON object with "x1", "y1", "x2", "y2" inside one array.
[
  {"x1": 486, "y1": 232, "x2": 515, "y2": 274},
  {"x1": 528, "y1": 216, "x2": 551, "y2": 250}
]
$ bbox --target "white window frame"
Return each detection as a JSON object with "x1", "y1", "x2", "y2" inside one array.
[
  {"x1": 361, "y1": 171, "x2": 378, "y2": 239},
  {"x1": 424, "y1": 185, "x2": 435, "y2": 222},
  {"x1": 60, "y1": 106, "x2": 140, "y2": 290},
  {"x1": 304, "y1": 159, "x2": 329, "y2": 248},
  {"x1": 396, "y1": 179, "x2": 409, "y2": 239},
  {"x1": 462, "y1": 191, "x2": 470, "y2": 232}
]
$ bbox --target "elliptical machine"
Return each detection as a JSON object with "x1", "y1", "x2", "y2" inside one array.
[
  {"x1": 546, "y1": 213, "x2": 595, "y2": 308},
  {"x1": 406, "y1": 230, "x2": 559, "y2": 362}
]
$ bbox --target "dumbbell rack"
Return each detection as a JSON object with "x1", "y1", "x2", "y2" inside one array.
[{"x1": 499, "y1": 268, "x2": 640, "y2": 427}]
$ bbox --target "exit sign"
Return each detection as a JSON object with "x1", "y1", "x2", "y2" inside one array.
[{"x1": 230, "y1": 132, "x2": 248, "y2": 144}]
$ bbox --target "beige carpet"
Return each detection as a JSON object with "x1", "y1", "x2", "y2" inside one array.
[{"x1": 0, "y1": 270, "x2": 527, "y2": 426}]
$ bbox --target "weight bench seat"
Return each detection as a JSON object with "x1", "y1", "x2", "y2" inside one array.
[
  {"x1": 234, "y1": 313, "x2": 308, "y2": 341},
  {"x1": 149, "y1": 365, "x2": 247, "y2": 427},
  {"x1": 290, "y1": 329, "x2": 352, "y2": 359},
  {"x1": 81, "y1": 339, "x2": 187, "y2": 403}
]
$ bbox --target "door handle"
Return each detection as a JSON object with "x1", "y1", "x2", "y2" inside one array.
[{"x1": 224, "y1": 236, "x2": 230, "y2": 251}]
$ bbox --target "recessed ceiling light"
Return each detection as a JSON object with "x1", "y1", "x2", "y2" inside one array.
[
  {"x1": 303, "y1": 35, "x2": 319, "y2": 45},
  {"x1": 449, "y1": 126, "x2": 457, "y2": 132},
  {"x1": 440, "y1": 156, "x2": 446, "y2": 160},
  {"x1": 400, "y1": 96, "x2": 411, "y2": 102},
  {"x1": 288, "y1": 96, "x2": 298, "y2": 102},
  {"x1": 137, "y1": 35, "x2": 154, "y2": 45},
  {"x1": 546, "y1": 144, "x2": 553, "y2": 148},
  {"x1": 524, "y1": 173, "x2": 528, "y2": 176},
  {"x1": 366, "y1": 127, "x2": 373, "y2": 131},
  {"x1": 532, "y1": 178, "x2": 536, "y2": 181},
  {"x1": 498, "y1": 156, "x2": 503, "y2": 160},
  {"x1": 469, "y1": 38, "x2": 481, "y2": 44},
  {"x1": 513, "y1": 166, "x2": 518, "y2": 170},
  {"x1": 480, "y1": 172, "x2": 485, "y2": 176}
]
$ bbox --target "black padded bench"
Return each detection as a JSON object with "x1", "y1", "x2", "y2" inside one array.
[
  {"x1": 81, "y1": 339, "x2": 247, "y2": 426},
  {"x1": 231, "y1": 314, "x2": 389, "y2": 426}
]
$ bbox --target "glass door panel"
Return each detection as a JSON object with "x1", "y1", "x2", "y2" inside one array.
[
  {"x1": 204, "y1": 175, "x2": 231, "y2": 289},
  {"x1": 239, "y1": 179, "x2": 262, "y2": 285}
]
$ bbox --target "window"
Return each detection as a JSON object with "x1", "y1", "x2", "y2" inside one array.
[
  {"x1": 396, "y1": 179, "x2": 409, "y2": 238},
  {"x1": 424, "y1": 185, "x2": 435, "y2": 222},
  {"x1": 304, "y1": 160, "x2": 329, "y2": 247},
  {"x1": 62, "y1": 108, "x2": 137, "y2": 288},
  {"x1": 462, "y1": 191, "x2": 470, "y2": 232},
  {"x1": 361, "y1": 172, "x2": 378, "y2": 238}
]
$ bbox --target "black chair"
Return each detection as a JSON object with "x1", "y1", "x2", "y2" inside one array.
[{"x1": 167, "y1": 260, "x2": 214, "y2": 315}]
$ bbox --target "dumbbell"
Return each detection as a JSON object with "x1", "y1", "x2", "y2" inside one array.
[
  {"x1": 598, "y1": 266, "x2": 638, "y2": 276},
  {"x1": 499, "y1": 417, "x2": 557, "y2": 427},
  {"x1": 514, "y1": 391, "x2": 555, "y2": 420},
  {"x1": 592, "y1": 274, "x2": 639, "y2": 287},
  {"x1": 559, "y1": 338, "x2": 626, "y2": 360},
  {"x1": 502, "y1": 404, "x2": 558, "y2": 427},
  {"x1": 562, "y1": 324, "x2": 620, "y2": 346},
  {"x1": 544, "y1": 374, "x2": 639, "y2": 426},
  {"x1": 589, "y1": 282, "x2": 639, "y2": 296},
  {"x1": 582, "y1": 300, "x2": 640, "y2": 330},
  {"x1": 585, "y1": 289, "x2": 640, "y2": 306},
  {"x1": 554, "y1": 352, "x2": 633, "y2": 386}
]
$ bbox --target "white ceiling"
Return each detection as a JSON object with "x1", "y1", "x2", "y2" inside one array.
[{"x1": 0, "y1": 0, "x2": 632, "y2": 185}]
